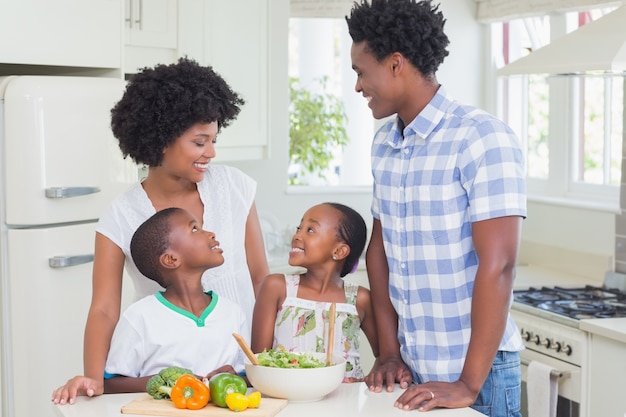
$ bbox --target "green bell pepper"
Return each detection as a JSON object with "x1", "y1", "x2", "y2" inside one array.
[{"x1": 208, "y1": 373, "x2": 247, "y2": 408}]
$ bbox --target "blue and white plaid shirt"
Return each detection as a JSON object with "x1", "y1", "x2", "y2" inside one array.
[{"x1": 371, "y1": 87, "x2": 526, "y2": 383}]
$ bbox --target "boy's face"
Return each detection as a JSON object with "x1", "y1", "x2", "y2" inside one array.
[
  {"x1": 350, "y1": 41, "x2": 399, "y2": 120},
  {"x1": 167, "y1": 210, "x2": 224, "y2": 270}
]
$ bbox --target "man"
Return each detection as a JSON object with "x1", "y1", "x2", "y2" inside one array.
[{"x1": 345, "y1": 1, "x2": 526, "y2": 416}]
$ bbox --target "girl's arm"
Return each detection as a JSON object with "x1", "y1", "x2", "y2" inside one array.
[
  {"x1": 250, "y1": 274, "x2": 286, "y2": 352},
  {"x1": 244, "y1": 202, "x2": 270, "y2": 297},
  {"x1": 356, "y1": 286, "x2": 380, "y2": 358}
]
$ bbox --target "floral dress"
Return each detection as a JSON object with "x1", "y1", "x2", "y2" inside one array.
[{"x1": 272, "y1": 274, "x2": 364, "y2": 380}]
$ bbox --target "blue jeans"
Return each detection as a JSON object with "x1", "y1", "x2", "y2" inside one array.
[{"x1": 471, "y1": 350, "x2": 522, "y2": 417}]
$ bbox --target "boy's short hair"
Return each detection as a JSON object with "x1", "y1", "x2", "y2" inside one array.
[
  {"x1": 131, "y1": 207, "x2": 182, "y2": 286},
  {"x1": 345, "y1": 0, "x2": 450, "y2": 77}
]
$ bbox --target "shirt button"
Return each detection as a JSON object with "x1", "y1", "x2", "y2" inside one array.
[
  {"x1": 403, "y1": 148, "x2": 410, "y2": 154},
  {"x1": 401, "y1": 263, "x2": 406, "y2": 269}
]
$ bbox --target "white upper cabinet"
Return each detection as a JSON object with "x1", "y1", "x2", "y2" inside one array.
[
  {"x1": 123, "y1": 0, "x2": 178, "y2": 74},
  {"x1": 179, "y1": 0, "x2": 270, "y2": 161},
  {"x1": 0, "y1": 0, "x2": 121, "y2": 68},
  {"x1": 124, "y1": 0, "x2": 177, "y2": 48}
]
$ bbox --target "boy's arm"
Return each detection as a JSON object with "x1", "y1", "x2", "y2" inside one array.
[{"x1": 103, "y1": 375, "x2": 153, "y2": 394}]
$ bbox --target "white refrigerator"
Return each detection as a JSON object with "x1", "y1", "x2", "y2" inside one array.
[{"x1": 0, "y1": 76, "x2": 138, "y2": 417}]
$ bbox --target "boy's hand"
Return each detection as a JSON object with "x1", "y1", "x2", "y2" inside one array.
[{"x1": 51, "y1": 376, "x2": 104, "y2": 405}]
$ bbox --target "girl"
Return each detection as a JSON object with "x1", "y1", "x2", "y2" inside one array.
[{"x1": 252, "y1": 203, "x2": 379, "y2": 382}]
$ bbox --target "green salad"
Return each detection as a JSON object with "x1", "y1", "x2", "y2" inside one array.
[{"x1": 256, "y1": 349, "x2": 326, "y2": 368}]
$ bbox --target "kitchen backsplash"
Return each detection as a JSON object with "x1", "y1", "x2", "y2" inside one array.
[{"x1": 517, "y1": 240, "x2": 613, "y2": 281}]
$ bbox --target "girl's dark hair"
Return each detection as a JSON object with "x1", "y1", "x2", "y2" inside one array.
[
  {"x1": 111, "y1": 57, "x2": 245, "y2": 166},
  {"x1": 130, "y1": 207, "x2": 182, "y2": 287},
  {"x1": 325, "y1": 202, "x2": 367, "y2": 277},
  {"x1": 345, "y1": 0, "x2": 449, "y2": 77}
]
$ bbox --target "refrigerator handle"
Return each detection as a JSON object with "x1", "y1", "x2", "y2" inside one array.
[
  {"x1": 49, "y1": 254, "x2": 95, "y2": 268},
  {"x1": 45, "y1": 186, "x2": 101, "y2": 199}
]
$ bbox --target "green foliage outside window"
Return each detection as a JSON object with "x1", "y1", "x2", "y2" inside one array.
[{"x1": 288, "y1": 77, "x2": 349, "y2": 185}]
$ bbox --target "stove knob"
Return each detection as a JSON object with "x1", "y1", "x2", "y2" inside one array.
[
  {"x1": 562, "y1": 344, "x2": 573, "y2": 356},
  {"x1": 540, "y1": 338, "x2": 551, "y2": 348},
  {"x1": 521, "y1": 330, "x2": 532, "y2": 342},
  {"x1": 533, "y1": 334, "x2": 541, "y2": 345},
  {"x1": 549, "y1": 341, "x2": 562, "y2": 352}
]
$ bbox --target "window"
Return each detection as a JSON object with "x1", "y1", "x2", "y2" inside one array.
[
  {"x1": 287, "y1": 18, "x2": 374, "y2": 188},
  {"x1": 494, "y1": 8, "x2": 623, "y2": 208}
]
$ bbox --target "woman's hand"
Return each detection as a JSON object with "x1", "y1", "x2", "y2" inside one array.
[{"x1": 51, "y1": 375, "x2": 104, "y2": 405}]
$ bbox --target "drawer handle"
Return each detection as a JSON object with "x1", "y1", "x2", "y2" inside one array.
[
  {"x1": 45, "y1": 187, "x2": 101, "y2": 199},
  {"x1": 49, "y1": 254, "x2": 94, "y2": 268}
]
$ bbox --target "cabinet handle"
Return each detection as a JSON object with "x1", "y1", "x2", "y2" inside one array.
[
  {"x1": 49, "y1": 254, "x2": 94, "y2": 268},
  {"x1": 45, "y1": 187, "x2": 101, "y2": 199},
  {"x1": 135, "y1": 0, "x2": 142, "y2": 29},
  {"x1": 126, "y1": 0, "x2": 133, "y2": 28}
]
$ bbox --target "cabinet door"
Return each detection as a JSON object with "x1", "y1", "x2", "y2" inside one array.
[
  {"x1": 124, "y1": 0, "x2": 178, "y2": 74},
  {"x1": 125, "y1": 0, "x2": 177, "y2": 48},
  {"x1": 179, "y1": 0, "x2": 269, "y2": 161},
  {"x1": 0, "y1": 0, "x2": 121, "y2": 68},
  {"x1": 209, "y1": 0, "x2": 268, "y2": 161}
]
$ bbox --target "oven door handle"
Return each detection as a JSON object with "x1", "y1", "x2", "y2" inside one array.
[{"x1": 521, "y1": 359, "x2": 571, "y2": 379}]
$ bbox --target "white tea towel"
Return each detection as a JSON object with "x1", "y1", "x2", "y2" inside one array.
[{"x1": 527, "y1": 360, "x2": 559, "y2": 417}]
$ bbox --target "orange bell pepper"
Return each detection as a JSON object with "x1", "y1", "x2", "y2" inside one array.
[{"x1": 170, "y1": 374, "x2": 210, "y2": 410}]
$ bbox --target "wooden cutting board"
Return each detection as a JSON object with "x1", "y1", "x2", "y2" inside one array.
[{"x1": 121, "y1": 393, "x2": 288, "y2": 417}]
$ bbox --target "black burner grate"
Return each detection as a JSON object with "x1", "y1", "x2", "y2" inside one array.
[{"x1": 514, "y1": 285, "x2": 626, "y2": 319}]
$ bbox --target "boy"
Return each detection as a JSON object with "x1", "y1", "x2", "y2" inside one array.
[{"x1": 103, "y1": 207, "x2": 248, "y2": 393}]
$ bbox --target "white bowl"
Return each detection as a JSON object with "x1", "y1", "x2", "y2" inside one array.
[{"x1": 245, "y1": 352, "x2": 345, "y2": 402}]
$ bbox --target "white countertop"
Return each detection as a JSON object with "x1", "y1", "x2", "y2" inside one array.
[
  {"x1": 579, "y1": 317, "x2": 626, "y2": 343},
  {"x1": 52, "y1": 383, "x2": 483, "y2": 417}
]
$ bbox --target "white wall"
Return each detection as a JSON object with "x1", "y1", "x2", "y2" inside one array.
[
  {"x1": 228, "y1": 0, "x2": 485, "y2": 236},
  {"x1": 228, "y1": 0, "x2": 616, "y2": 266}
]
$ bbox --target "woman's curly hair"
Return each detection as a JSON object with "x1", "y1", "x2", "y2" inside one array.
[
  {"x1": 345, "y1": 0, "x2": 450, "y2": 77},
  {"x1": 111, "y1": 57, "x2": 245, "y2": 166}
]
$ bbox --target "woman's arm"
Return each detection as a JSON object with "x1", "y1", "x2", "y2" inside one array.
[
  {"x1": 245, "y1": 202, "x2": 269, "y2": 297},
  {"x1": 250, "y1": 274, "x2": 285, "y2": 352},
  {"x1": 51, "y1": 232, "x2": 126, "y2": 404},
  {"x1": 84, "y1": 233, "x2": 127, "y2": 380}
]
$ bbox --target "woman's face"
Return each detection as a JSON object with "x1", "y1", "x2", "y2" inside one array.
[{"x1": 161, "y1": 122, "x2": 218, "y2": 183}]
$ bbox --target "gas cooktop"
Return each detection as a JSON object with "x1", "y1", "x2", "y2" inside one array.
[{"x1": 513, "y1": 285, "x2": 626, "y2": 320}]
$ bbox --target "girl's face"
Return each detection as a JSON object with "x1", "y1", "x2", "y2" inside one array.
[
  {"x1": 167, "y1": 209, "x2": 224, "y2": 271},
  {"x1": 160, "y1": 121, "x2": 218, "y2": 183},
  {"x1": 289, "y1": 204, "x2": 344, "y2": 268}
]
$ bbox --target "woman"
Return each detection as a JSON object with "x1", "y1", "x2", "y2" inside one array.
[{"x1": 52, "y1": 57, "x2": 268, "y2": 404}]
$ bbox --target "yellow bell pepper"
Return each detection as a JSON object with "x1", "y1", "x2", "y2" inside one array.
[
  {"x1": 247, "y1": 391, "x2": 261, "y2": 408},
  {"x1": 225, "y1": 392, "x2": 249, "y2": 412}
]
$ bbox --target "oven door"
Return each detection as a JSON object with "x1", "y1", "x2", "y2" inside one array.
[{"x1": 520, "y1": 349, "x2": 582, "y2": 417}]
